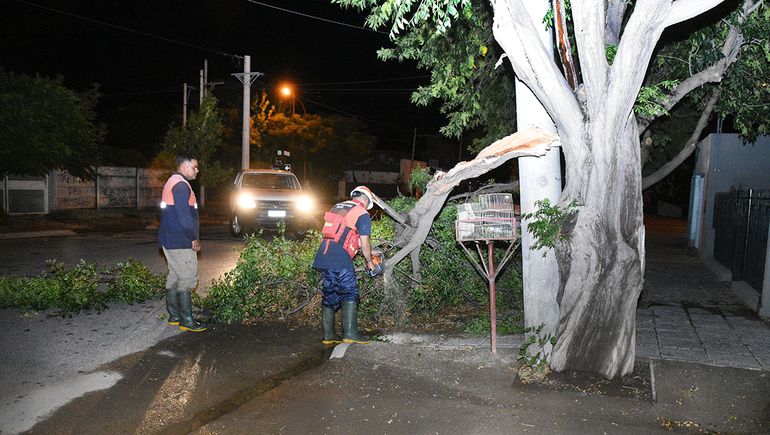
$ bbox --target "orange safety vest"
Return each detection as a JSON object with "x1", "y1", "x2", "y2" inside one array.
[
  {"x1": 160, "y1": 174, "x2": 197, "y2": 209},
  {"x1": 321, "y1": 199, "x2": 368, "y2": 258}
]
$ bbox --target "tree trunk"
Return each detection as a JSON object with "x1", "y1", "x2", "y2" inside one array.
[{"x1": 551, "y1": 120, "x2": 645, "y2": 379}]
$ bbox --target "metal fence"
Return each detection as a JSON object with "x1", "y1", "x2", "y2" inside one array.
[{"x1": 713, "y1": 189, "x2": 770, "y2": 292}]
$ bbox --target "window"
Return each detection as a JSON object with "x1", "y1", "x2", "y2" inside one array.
[{"x1": 242, "y1": 173, "x2": 300, "y2": 190}]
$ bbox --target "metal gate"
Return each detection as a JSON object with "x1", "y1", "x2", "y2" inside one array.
[
  {"x1": 1, "y1": 175, "x2": 49, "y2": 214},
  {"x1": 713, "y1": 189, "x2": 770, "y2": 293}
]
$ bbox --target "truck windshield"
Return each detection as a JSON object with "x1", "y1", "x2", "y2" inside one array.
[{"x1": 242, "y1": 173, "x2": 300, "y2": 190}]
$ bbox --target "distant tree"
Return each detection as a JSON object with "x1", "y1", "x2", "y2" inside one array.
[
  {"x1": 0, "y1": 67, "x2": 105, "y2": 179},
  {"x1": 161, "y1": 95, "x2": 233, "y2": 190},
  {"x1": 253, "y1": 107, "x2": 376, "y2": 191}
]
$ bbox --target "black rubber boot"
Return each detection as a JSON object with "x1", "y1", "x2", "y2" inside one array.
[
  {"x1": 178, "y1": 290, "x2": 207, "y2": 332},
  {"x1": 341, "y1": 300, "x2": 369, "y2": 344},
  {"x1": 166, "y1": 288, "x2": 181, "y2": 326},
  {"x1": 321, "y1": 306, "x2": 342, "y2": 345}
]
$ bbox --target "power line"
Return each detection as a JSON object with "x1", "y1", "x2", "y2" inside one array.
[
  {"x1": 302, "y1": 95, "x2": 411, "y2": 133},
  {"x1": 301, "y1": 75, "x2": 429, "y2": 86},
  {"x1": 11, "y1": 0, "x2": 242, "y2": 59},
  {"x1": 245, "y1": 0, "x2": 387, "y2": 35}
]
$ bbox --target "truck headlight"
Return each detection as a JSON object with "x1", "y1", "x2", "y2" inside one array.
[
  {"x1": 295, "y1": 195, "x2": 315, "y2": 214},
  {"x1": 237, "y1": 193, "x2": 257, "y2": 210}
]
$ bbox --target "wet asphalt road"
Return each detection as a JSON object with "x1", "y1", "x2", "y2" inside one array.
[{"x1": 0, "y1": 225, "x2": 244, "y2": 434}]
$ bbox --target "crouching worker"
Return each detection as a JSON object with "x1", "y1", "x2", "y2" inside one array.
[
  {"x1": 158, "y1": 153, "x2": 207, "y2": 332},
  {"x1": 313, "y1": 186, "x2": 379, "y2": 345}
]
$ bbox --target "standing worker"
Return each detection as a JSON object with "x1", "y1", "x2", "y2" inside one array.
[
  {"x1": 158, "y1": 153, "x2": 207, "y2": 332},
  {"x1": 313, "y1": 186, "x2": 379, "y2": 344}
]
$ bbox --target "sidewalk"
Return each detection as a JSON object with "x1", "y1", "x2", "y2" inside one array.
[
  {"x1": 637, "y1": 232, "x2": 770, "y2": 370},
  {"x1": 374, "y1": 230, "x2": 770, "y2": 372}
]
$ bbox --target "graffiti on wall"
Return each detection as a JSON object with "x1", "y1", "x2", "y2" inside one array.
[{"x1": 53, "y1": 167, "x2": 169, "y2": 210}]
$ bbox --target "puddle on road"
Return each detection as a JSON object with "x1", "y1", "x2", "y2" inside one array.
[
  {"x1": 160, "y1": 347, "x2": 334, "y2": 434},
  {"x1": 0, "y1": 371, "x2": 122, "y2": 435}
]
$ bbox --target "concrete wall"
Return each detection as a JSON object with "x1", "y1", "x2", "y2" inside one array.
[
  {"x1": 689, "y1": 133, "x2": 770, "y2": 317},
  {"x1": 691, "y1": 134, "x2": 770, "y2": 257},
  {"x1": 50, "y1": 167, "x2": 167, "y2": 211}
]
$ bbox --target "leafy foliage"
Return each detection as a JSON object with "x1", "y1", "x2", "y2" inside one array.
[
  {"x1": 334, "y1": 0, "x2": 515, "y2": 151},
  {"x1": 645, "y1": 2, "x2": 770, "y2": 143},
  {"x1": 522, "y1": 199, "x2": 578, "y2": 251},
  {"x1": 0, "y1": 68, "x2": 105, "y2": 179},
  {"x1": 199, "y1": 196, "x2": 524, "y2": 325},
  {"x1": 518, "y1": 323, "x2": 557, "y2": 372},
  {"x1": 0, "y1": 259, "x2": 163, "y2": 316},
  {"x1": 106, "y1": 259, "x2": 164, "y2": 304},
  {"x1": 408, "y1": 166, "x2": 432, "y2": 194},
  {"x1": 378, "y1": 197, "x2": 524, "y2": 318},
  {"x1": 202, "y1": 229, "x2": 321, "y2": 324},
  {"x1": 635, "y1": 80, "x2": 679, "y2": 118},
  {"x1": 161, "y1": 95, "x2": 233, "y2": 188}
]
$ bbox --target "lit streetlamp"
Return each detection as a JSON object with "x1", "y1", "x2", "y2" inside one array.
[{"x1": 278, "y1": 83, "x2": 306, "y2": 115}]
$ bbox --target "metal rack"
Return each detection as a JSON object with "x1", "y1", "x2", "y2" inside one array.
[{"x1": 455, "y1": 193, "x2": 519, "y2": 354}]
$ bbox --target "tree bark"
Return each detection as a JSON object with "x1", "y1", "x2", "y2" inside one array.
[{"x1": 551, "y1": 119, "x2": 645, "y2": 379}]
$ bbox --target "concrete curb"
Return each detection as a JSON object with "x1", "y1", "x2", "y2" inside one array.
[{"x1": 0, "y1": 230, "x2": 77, "y2": 240}]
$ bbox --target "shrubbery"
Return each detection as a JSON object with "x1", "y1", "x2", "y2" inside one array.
[
  {"x1": 202, "y1": 230, "x2": 322, "y2": 324},
  {"x1": 0, "y1": 259, "x2": 164, "y2": 316},
  {"x1": 202, "y1": 197, "x2": 524, "y2": 332}
]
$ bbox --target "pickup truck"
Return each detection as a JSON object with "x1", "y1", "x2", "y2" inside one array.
[{"x1": 229, "y1": 169, "x2": 317, "y2": 237}]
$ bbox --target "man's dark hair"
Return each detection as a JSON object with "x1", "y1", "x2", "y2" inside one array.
[
  {"x1": 176, "y1": 153, "x2": 197, "y2": 167},
  {"x1": 351, "y1": 190, "x2": 366, "y2": 200}
]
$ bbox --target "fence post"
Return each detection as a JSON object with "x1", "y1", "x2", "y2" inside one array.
[
  {"x1": 761, "y1": 219, "x2": 770, "y2": 318},
  {"x1": 135, "y1": 167, "x2": 140, "y2": 210},
  {"x1": 95, "y1": 166, "x2": 100, "y2": 210}
]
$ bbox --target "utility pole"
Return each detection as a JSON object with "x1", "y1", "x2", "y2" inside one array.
[
  {"x1": 232, "y1": 55, "x2": 263, "y2": 170},
  {"x1": 203, "y1": 59, "x2": 208, "y2": 99},
  {"x1": 516, "y1": 0, "x2": 562, "y2": 352},
  {"x1": 182, "y1": 82, "x2": 188, "y2": 127},
  {"x1": 199, "y1": 69, "x2": 204, "y2": 106}
]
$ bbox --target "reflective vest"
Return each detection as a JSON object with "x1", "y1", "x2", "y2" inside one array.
[
  {"x1": 160, "y1": 174, "x2": 197, "y2": 209},
  {"x1": 321, "y1": 199, "x2": 368, "y2": 258}
]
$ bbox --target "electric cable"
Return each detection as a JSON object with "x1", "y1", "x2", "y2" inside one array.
[{"x1": 244, "y1": 0, "x2": 387, "y2": 35}]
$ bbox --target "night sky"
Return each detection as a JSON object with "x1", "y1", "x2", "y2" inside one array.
[{"x1": 1, "y1": 0, "x2": 444, "y2": 154}]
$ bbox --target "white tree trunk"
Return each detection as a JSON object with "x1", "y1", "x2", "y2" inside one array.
[
  {"x1": 551, "y1": 119, "x2": 645, "y2": 378},
  {"x1": 515, "y1": 0, "x2": 561, "y2": 352}
]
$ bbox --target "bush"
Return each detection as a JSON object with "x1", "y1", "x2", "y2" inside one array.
[
  {"x1": 106, "y1": 259, "x2": 164, "y2": 303},
  {"x1": 198, "y1": 196, "x2": 524, "y2": 329},
  {"x1": 375, "y1": 197, "x2": 524, "y2": 320},
  {"x1": 202, "y1": 229, "x2": 322, "y2": 323},
  {"x1": 0, "y1": 259, "x2": 164, "y2": 316}
]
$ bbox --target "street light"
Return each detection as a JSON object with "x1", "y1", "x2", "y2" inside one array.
[{"x1": 278, "y1": 83, "x2": 306, "y2": 115}]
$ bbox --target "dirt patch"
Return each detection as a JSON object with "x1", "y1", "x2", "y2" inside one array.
[{"x1": 518, "y1": 360, "x2": 653, "y2": 402}]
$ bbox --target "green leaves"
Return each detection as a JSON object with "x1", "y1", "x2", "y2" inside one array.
[
  {"x1": 522, "y1": 199, "x2": 578, "y2": 252},
  {"x1": 0, "y1": 259, "x2": 163, "y2": 316},
  {"x1": 0, "y1": 68, "x2": 105, "y2": 179},
  {"x1": 517, "y1": 323, "x2": 557, "y2": 372},
  {"x1": 634, "y1": 80, "x2": 679, "y2": 118},
  {"x1": 202, "y1": 230, "x2": 322, "y2": 324},
  {"x1": 161, "y1": 95, "x2": 228, "y2": 189}
]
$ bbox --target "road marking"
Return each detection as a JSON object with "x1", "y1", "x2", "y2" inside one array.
[{"x1": 329, "y1": 343, "x2": 351, "y2": 359}]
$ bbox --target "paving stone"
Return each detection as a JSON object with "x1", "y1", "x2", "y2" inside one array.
[
  {"x1": 708, "y1": 354, "x2": 760, "y2": 369},
  {"x1": 659, "y1": 347, "x2": 708, "y2": 362},
  {"x1": 656, "y1": 330, "x2": 699, "y2": 340},
  {"x1": 703, "y1": 344, "x2": 752, "y2": 356},
  {"x1": 689, "y1": 318, "x2": 729, "y2": 328},
  {"x1": 636, "y1": 346, "x2": 660, "y2": 358},
  {"x1": 657, "y1": 337, "x2": 702, "y2": 350}
]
